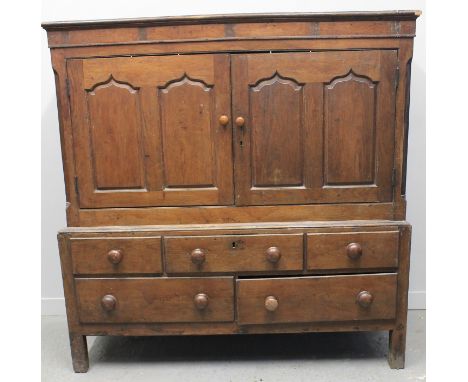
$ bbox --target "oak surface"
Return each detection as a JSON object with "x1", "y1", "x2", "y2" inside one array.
[
  {"x1": 232, "y1": 51, "x2": 396, "y2": 205},
  {"x1": 69, "y1": 55, "x2": 233, "y2": 208},
  {"x1": 70, "y1": 237, "x2": 162, "y2": 275},
  {"x1": 44, "y1": 11, "x2": 419, "y2": 372},
  {"x1": 76, "y1": 277, "x2": 234, "y2": 323},
  {"x1": 165, "y1": 234, "x2": 303, "y2": 274},
  {"x1": 237, "y1": 273, "x2": 397, "y2": 324},
  {"x1": 307, "y1": 231, "x2": 399, "y2": 271}
]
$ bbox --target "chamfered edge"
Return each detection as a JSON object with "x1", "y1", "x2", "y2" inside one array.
[{"x1": 41, "y1": 10, "x2": 422, "y2": 31}]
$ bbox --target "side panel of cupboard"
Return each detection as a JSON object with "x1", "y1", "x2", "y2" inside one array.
[
  {"x1": 67, "y1": 54, "x2": 233, "y2": 208},
  {"x1": 232, "y1": 50, "x2": 398, "y2": 205}
]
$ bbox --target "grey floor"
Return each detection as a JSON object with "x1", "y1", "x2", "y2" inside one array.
[{"x1": 42, "y1": 310, "x2": 425, "y2": 381}]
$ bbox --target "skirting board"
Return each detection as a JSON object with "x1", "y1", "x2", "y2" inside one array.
[
  {"x1": 42, "y1": 291, "x2": 426, "y2": 316},
  {"x1": 408, "y1": 291, "x2": 426, "y2": 311}
]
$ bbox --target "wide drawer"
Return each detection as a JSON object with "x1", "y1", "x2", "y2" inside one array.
[
  {"x1": 307, "y1": 231, "x2": 399, "y2": 271},
  {"x1": 165, "y1": 234, "x2": 303, "y2": 274},
  {"x1": 237, "y1": 274, "x2": 397, "y2": 325},
  {"x1": 70, "y1": 237, "x2": 162, "y2": 275},
  {"x1": 75, "y1": 277, "x2": 234, "y2": 323}
]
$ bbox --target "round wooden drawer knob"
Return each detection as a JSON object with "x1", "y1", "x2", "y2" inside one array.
[
  {"x1": 190, "y1": 248, "x2": 206, "y2": 265},
  {"x1": 346, "y1": 242, "x2": 362, "y2": 260},
  {"x1": 266, "y1": 246, "x2": 281, "y2": 263},
  {"x1": 265, "y1": 295, "x2": 279, "y2": 312},
  {"x1": 235, "y1": 116, "x2": 245, "y2": 127},
  {"x1": 194, "y1": 293, "x2": 209, "y2": 310},
  {"x1": 107, "y1": 249, "x2": 123, "y2": 264},
  {"x1": 356, "y1": 291, "x2": 373, "y2": 308},
  {"x1": 101, "y1": 295, "x2": 117, "y2": 311},
  {"x1": 219, "y1": 115, "x2": 229, "y2": 126}
]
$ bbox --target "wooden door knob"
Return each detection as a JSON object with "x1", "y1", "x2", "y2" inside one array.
[
  {"x1": 356, "y1": 291, "x2": 373, "y2": 308},
  {"x1": 107, "y1": 249, "x2": 123, "y2": 264},
  {"x1": 194, "y1": 293, "x2": 209, "y2": 310},
  {"x1": 101, "y1": 295, "x2": 117, "y2": 311},
  {"x1": 190, "y1": 248, "x2": 206, "y2": 265},
  {"x1": 235, "y1": 116, "x2": 245, "y2": 127},
  {"x1": 219, "y1": 115, "x2": 229, "y2": 126},
  {"x1": 265, "y1": 295, "x2": 279, "y2": 312},
  {"x1": 347, "y1": 243, "x2": 362, "y2": 259},
  {"x1": 266, "y1": 246, "x2": 281, "y2": 263}
]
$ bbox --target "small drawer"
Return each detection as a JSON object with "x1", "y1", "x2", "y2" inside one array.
[
  {"x1": 165, "y1": 234, "x2": 303, "y2": 274},
  {"x1": 237, "y1": 274, "x2": 397, "y2": 325},
  {"x1": 306, "y1": 231, "x2": 399, "y2": 271},
  {"x1": 75, "y1": 277, "x2": 234, "y2": 323},
  {"x1": 70, "y1": 237, "x2": 162, "y2": 275}
]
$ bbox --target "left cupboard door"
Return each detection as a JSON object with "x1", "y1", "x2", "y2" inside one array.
[{"x1": 67, "y1": 55, "x2": 233, "y2": 208}]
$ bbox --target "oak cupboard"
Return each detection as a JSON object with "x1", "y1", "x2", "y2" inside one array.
[{"x1": 42, "y1": 10, "x2": 420, "y2": 372}]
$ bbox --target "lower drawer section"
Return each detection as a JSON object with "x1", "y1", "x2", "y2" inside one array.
[
  {"x1": 236, "y1": 274, "x2": 397, "y2": 325},
  {"x1": 75, "y1": 277, "x2": 234, "y2": 323}
]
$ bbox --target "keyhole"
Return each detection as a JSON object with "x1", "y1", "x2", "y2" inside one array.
[{"x1": 232, "y1": 242, "x2": 237, "y2": 249}]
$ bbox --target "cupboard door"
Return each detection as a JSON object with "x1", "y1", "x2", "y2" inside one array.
[
  {"x1": 67, "y1": 54, "x2": 233, "y2": 208},
  {"x1": 232, "y1": 51, "x2": 397, "y2": 205}
]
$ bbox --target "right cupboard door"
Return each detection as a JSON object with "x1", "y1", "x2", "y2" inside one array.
[{"x1": 232, "y1": 51, "x2": 397, "y2": 206}]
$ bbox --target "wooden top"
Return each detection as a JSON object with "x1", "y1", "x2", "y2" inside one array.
[
  {"x1": 59, "y1": 220, "x2": 410, "y2": 234},
  {"x1": 41, "y1": 11, "x2": 421, "y2": 31}
]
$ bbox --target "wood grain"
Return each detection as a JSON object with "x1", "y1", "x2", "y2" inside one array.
[
  {"x1": 159, "y1": 76, "x2": 215, "y2": 188},
  {"x1": 388, "y1": 225, "x2": 412, "y2": 368},
  {"x1": 87, "y1": 78, "x2": 145, "y2": 190},
  {"x1": 250, "y1": 74, "x2": 304, "y2": 187},
  {"x1": 60, "y1": 220, "x2": 407, "y2": 234},
  {"x1": 307, "y1": 231, "x2": 399, "y2": 271},
  {"x1": 237, "y1": 274, "x2": 397, "y2": 324},
  {"x1": 75, "y1": 320, "x2": 396, "y2": 336},
  {"x1": 324, "y1": 72, "x2": 376, "y2": 185},
  {"x1": 42, "y1": 11, "x2": 421, "y2": 48},
  {"x1": 42, "y1": 11, "x2": 421, "y2": 31},
  {"x1": 76, "y1": 203, "x2": 396, "y2": 226},
  {"x1": 68, "y1": 54, "x2": 233, "y2": 208},
  {"x1": 75, "y1": 277, "x2": 234, "y2": 323},
  {"x1": 165, "y1": 234, "x2": 303, "y2": 273},
  {"x1": 44, "y1": 12, "x2": 419, "y2": 372},
  {"x1": 70, "y1": 237, "x2": 162, "y2": 275},
  {"x1": 233, "y1": 50, "x2": 397, "y2": 206}
]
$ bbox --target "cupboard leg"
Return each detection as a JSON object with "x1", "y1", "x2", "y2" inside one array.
[
  {"x1": 69, "y1": 333, "x2": 89, "y2": 373},
  {"x1": 388, "y1": 327, "x2": 406, "y2": 369}
]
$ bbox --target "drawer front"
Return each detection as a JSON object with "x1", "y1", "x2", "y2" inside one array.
[
  {"x1": 165, "y1": 234, "x2": 303, "y2": 274},
  {"x1": 307, "y1": 231, "x2": 399, "y2": 271},
  {"x1": 75, "y1": 277, "x2": 234, "y2": 323},
  {"x1": 237, "y1": 274, "x2": 397, "y2": 325},
  {"x1": 70, "y1": 237, "x2": 162, "y2": 275}
]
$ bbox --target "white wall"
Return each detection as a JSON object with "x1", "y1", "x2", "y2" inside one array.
[{"x1": 41, "y1": 0, "x2": 426, "y2": 314}]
